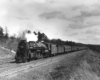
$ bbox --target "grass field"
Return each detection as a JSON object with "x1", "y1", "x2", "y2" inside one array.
[
  {"x1": 47, "y1": 51, "x2": 85, "y2": 80},
  {"x1": 0, "y1": 46, "x2": 15, "y2": 59},
  {"x1": 35, "y1": 50, "x2": 100, "y2": 80},
  {"x1": 70, "y1": 50, "x2": 100, "y2": 80},
  {"x1": 1, "y1": 49, "x2": 100, "y2": 80}
]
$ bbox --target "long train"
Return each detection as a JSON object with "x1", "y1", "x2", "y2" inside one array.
[{"x1": 15, "y1": 40, "x2": 86, "y2": 63}]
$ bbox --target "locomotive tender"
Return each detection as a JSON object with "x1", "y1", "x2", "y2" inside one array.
[{"x1": 15, "y1": 40, "x2": 85, "y2": 63}]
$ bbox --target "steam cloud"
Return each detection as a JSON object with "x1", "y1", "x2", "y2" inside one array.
[{"x1": 21, "y1": 30, "x2": 38, "y2": 42}]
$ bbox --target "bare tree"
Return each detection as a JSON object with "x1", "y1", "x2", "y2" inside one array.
[
  {"x1": 18, "y1": 30, "x2": 26, "y2": 40},
  {"x1": 37, "y1": 31, "x2": 49, "y2": 42},
  {"x1": 0, "y1": 26, "x2": 4, "y2": 43},
  {"x1": 4, "y1": 26, "x2": 9, "y2": 42}
]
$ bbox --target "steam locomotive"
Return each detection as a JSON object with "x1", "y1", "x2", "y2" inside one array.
[{"x1": 15, "y1": 40, "x2": 86, "y2": 63}]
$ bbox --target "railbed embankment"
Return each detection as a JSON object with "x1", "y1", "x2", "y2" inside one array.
[{"x1": 0, "y1": 50, "x2": 87, "y2": 80}]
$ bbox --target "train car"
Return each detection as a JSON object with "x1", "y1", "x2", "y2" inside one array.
[
  {"x1": 64, "y1": 45, "x2": 71, "y2": 52},
  {"x1": 71, "y1": 46, "x2": 78, "y2": 51},
  {"x1": 57, "y1": 45, "x2": 63, "y2": 54},
  {"x1": 50, "y1": 44, "x2": 58, "y2": 55}
]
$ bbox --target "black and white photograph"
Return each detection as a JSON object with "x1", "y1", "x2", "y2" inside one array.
[{"x1": 0, "y1": 0, "x2": 100, "y2": 80}]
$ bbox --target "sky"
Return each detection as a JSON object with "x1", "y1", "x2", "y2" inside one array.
[{"x1": 0, "y1": 0, "x2": 100, "y2": 44}]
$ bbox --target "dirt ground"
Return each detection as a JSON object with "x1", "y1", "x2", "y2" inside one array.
[
  {"x1": 1, "y1": 49, "x2": 100, "y2": 80},
  {"x1": 0, "y1": 50, "x2": 87, "y2": 80}
]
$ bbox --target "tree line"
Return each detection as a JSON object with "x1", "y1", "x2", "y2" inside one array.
[{"x1": 0, "y1": 26, "x2": 85, "y2": 51}]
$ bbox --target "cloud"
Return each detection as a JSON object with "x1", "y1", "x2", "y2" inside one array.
[
  {"x1": 80, "y1": 10, "x2": 100, "y2": 17},
  {"x1": 69, "y1": 33, "x2": 78, "y2": 36},
  {"x1": 67, "y1": 5, "x2": 100, "y2": 29},
  {"x1": 8, "y1": 0, "x2": 47, "y2": 3},
  {"x1": 68, "y1": 21, "x2": 86, "y2": 29},
  {"x1": 72, "y1": 4, "x2": 100, "y2": 20},
  {"x1": 0, "y1": 0, "x2": 100, "y2": 44},
  {"x1": 39, "y1": 4, "x2": 100, "y2": 30},
  {"x1": 75, "y1": 27, "x2": 100, "y2": 44},
  {"x1": 75, "y1": 8, "x2": 100, "y2": 22},
  {"x1": 68, "y1": 20, "x2": 100, "y2": 29},
  {"x1": 78, "y1": 35, "x2": 100, "y2": 44},
  {"x1": 16, "y1": 17, "x2": 30, "y2": 20},
  {"x1": 39, "y1": 11, "x2": 67, "y2": 20},
  {"x1": 85, "y1": 29, "x2": 100, "y2": 35}
]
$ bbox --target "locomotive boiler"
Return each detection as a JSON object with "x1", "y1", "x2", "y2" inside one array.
[{"x1": 15, "y1": 40, "x2": 50, "y2": 63}]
